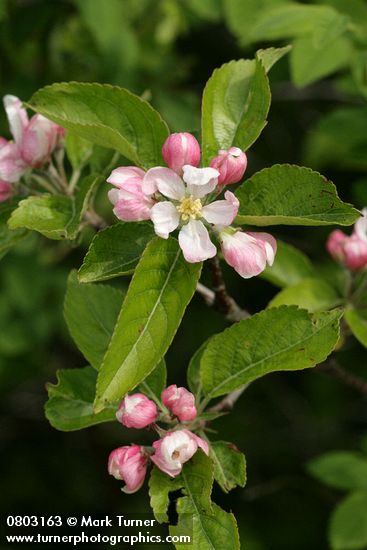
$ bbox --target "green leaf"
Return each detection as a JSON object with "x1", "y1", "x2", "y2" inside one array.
[
  {"x1": 138, "y1": 360, "x2": 167, "y2": 405},
  {"x1": 78, "y1": 222, "x2": 155, "y2": 283},
  {"x1": 329, "y1": 491, "x2": 367, "y2": 550},
  {"x1": 187, "y1": 339, "x2": 211, "y2": 399},
  {"x1": 8, "y1": 195, "x2": 74, "y2": 240},
  {"x1": 65, "y1": 132, "x2": 93, "y2": 169},
  {"x1": 64, "y1": 271, "x2": 124, "y2": 370},
  {"x1": 210, "y1": 441, "x2": 246, "y2": 493},
  {"x1": 235, "y1": 165, "x2": 359, "y2": 226},
  {"x1": 7, "y1": 175, "x2": 102, "y2": 240},
  {"x1": 256, "y1": 45, "x2": 292, "y2": 72},
  {"x1": 28, "y1": 82, "x2": 169, "y2": 168},
  {"x1": 150, "y1": 452, "x2": 240, "y2": 550},
  {"x1": 291, "y1": 34, "x2": 352, "y2": 88},
  {"x1": 268, "y1": 278, "x2": 341, "y2": 312},
  {"x1": 201, "y1": 58, "x2": 271, "y2": 163},
  {"x1": 45, "y1": 367, "x2": 117, "y2": 431},
  {"x1": 308, "y1": 451, "x2": 367, "y2": 491},
  {"x1": 67, "y1": 174, "x2": 104, "y2": 239},
  {"x1": 304, "y1": 108, "x2": 367, "y2": 172},
  {"x1": 261, "y1": 240, "x2": 315, "y2": 288},
  {"x1": 0, "y1": 199, "x2": 27, "y2": 260},
  {"x1": 94, "y1": 238, "x2": 202, "y2": 410},
  {"x1": 200, "y1": 306, "x2": 342, "y2": 401},
  {"x1": 345, "y1": 308, "x2": 367, "y2": 348}
]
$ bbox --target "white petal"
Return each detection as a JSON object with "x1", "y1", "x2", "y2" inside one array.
[
  {"x1": 143, "y1": 167, "x2": 185, "y2": 199},
  {"x1": 354, "y1": 208, "x2": 367, "y2": 242},
  {"x1": 3, "y1": 95, "x2": 28, "y2": 145},
  {"x1": 150, "y1": 201, "x2": 180, "y2": 239},
  {"x1": 202, "y1": 191, "x2": 239, "y2": 226},
  {"x1": 178, "y1": 219, "x2": 216, "y2": 262},
  {"x1": 182, "y1": 165, "x2": 219, "y2": 198}
]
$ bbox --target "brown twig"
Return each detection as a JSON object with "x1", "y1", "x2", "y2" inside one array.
[
  {"x1": 316, "y1": 358, "x2": 367, "y2": 398},
  {"x1": 196, "y1": 257, "x2": 250, "y2": 322}
]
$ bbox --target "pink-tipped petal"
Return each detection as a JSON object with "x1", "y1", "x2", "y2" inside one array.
[
  {"x1": 162, "y1": 133, "x2": 201, "y2": 174},
  {"x1": 150, "y1": 201, "x2": 180, "y2": 238},
  {"x1": 182, "y1": 165, "x2": 219, "y2": 198},
  {"x1": 178, "y1": 219, "x2": 216, "y2": 263},
  {"x1": 0, "y1": 180, "x2": 12, "y2": 202},
  {"x1": 202, "y1": 190, "x2": 239, "y2": 226},
  {"x1": 108, "y1": 445, "x2": 147, "y2": 493},
  {"x1": 221, "y1": 230, "x2": 277, "y2": 279},
  {"x1": 151, "y1": 430, "x2": 199, "y2": 477},
  {"x1": 107, "y1": 166, "x2": 146, "y2": 187},
  {"x1": 354, "y1": 208, "x2": 367, "y2": 242},
  {"x1": 0, "y1": 141, "x2": 26, "y2": 183},
  {"x1": 116, "y1": 393, "x2": 158, "y2": 429},
  {"x1": 210, "y1": 146, "x2": 247, "y2": 185},
  {"x1": 3, "y1": 95, "x2": 29, "y2": 145},
  {"x1": 143, "y1": 167, "x2": 185, "y2": 199},
  {"x1": 161, "y1": 385, "x2": 197, "y2": 422}
]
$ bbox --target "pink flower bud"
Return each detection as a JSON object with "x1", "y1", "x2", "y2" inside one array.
[
  {"x1": 326, "y1": 211, "x2": 367, "y2": 271},
  {"x1": 210, "y1": 147, "x2": 247, "y2": 185},
  {"x1": 0, "y1": 180, "x2": 13, "y2": 202},
  {"x1": 221, "y1": 229, "x2": 277, "y2": 279},
  {"x1": 116, "y1": 393, "x2": 158, "y2": 429},
  {"x1": 0, "y1": 140, "x2": 26, "y2": 183},
  {"x1": 107, "y1": 166, "x2": 154, "y2": 221},
  {"x1": 343, "y1": 236, "x2": 367, "y2": 271},
  {"x1": 108, "y1": 445, "x2": 147, "y2": 493},
  {"x1": 162, "y1": 133, "x2": 201, "y2": 175},
  {"x1": 161, "y1": 385, "x2": 197, "y2": 422},
  {"x1": 326, "y1": 230, "x2": 348, "y2": 262},
  {"x1": 20, "y1": 115, "x2": 61, "y2": 168},
  {"x1": 151, "y1": 429, "x2": 209, "y2": 477}
]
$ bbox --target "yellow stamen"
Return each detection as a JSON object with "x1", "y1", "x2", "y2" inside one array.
[{"x1": 176, "y1": 196, "x2": 202, "y2": 221}]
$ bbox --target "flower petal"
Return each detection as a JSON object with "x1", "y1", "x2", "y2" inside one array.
[
  {"x1": 150, "y1": 201, "x2": 180, "y2": 239},
  {"x1": 3, "y1": 95, "x2": 29, "y2": 145},
  {"x1": 354, "y1": 208, "x2": 367, "y2": 242},
  {"x1": 247, "y1": 232, "x2": 277, "y2": 266},
  {"x1": 202, "y1": 190, "x2": 239, "y2": 226},
  {"x1": 143, "y1": 167, "x2": 185, "y2": 199},
  {"x1": 178, "y1": 219, "x2": 216, "y2": 262},
  {"x1": 182, "y1": 165, "x2": 219, "y2": 198}
]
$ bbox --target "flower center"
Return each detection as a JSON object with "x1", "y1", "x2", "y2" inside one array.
[
  {"x1": 176, "y1": 196, "x2": 202, "y2": 221},
  {"x1": 172, "y1": 450, "x2": 180, "y2": 460}
]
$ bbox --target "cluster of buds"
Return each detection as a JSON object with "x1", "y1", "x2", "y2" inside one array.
[
  {"x1": 327, "y1": 209, "x2": 367, "y2": 271},
  {"x1": 107, "y1": 132, "x2": 277, "y2": 279},
  {"x1": 108, "y1": 385, "x2": 209, "y2": 493},
  {"x1": 0, "y1": 95, "x2": 64, "y2": 201}
]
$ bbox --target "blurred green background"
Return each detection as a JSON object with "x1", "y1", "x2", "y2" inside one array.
[{"x1": 1, "y1": 1, "x2": 367, "y2": 549}]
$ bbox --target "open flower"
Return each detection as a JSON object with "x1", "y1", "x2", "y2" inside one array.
[
  {"x1": 107, "y1": 166, "x2": 154, "y2": 221},
  {"x1": 220, "y1": 229, "x2": 277, "y2": 278},
  {"x1": 108, "y1": 445, "x2": 148, "y2": 493},
  {"x1": 143, "y1": 165, "x2": 239, "y2": 262},
  {"x1": 151, "y1": 429, "x2": 209, "y2": 477},
  {"x1": 327, "y1": 209, "x2": 367, "y2": 271}
]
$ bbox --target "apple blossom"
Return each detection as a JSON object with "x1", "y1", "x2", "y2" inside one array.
[
  {"x1": 0, "y1": 139, "x2": 26, "y2": 183},
  {"x1": 161, "y1": 385, "x2": 197, "y2": 422},
  {"x1": 151, "y1": 429, "x2": 209, "y2": 477},
  {"x1": 108, "y1": 445, "x2": 148, "y2": 493},
  {"x1": 0, "y1": 180, "x2": 13, "y2": 202},
  {"x1": 116, "y1": 393, "x2": 158, "y2": 429},
  {"x1": 144, "y1": 165, "x2": 239, "y2": 262},
  {"x1": 220, "y1": 229, "x2": 277, "y2": 279},
  {"x1": 162, "y1": 132, "x2": 201, "y2": 175},
  {"x1": 107, "y1": 166, "x2": 154, "y2": 221},
  {"x1": 327, "y1": 209, "x2": 367, "y2": 271},
  {"x1": 2, "y1": 94, "x2": 63, "y2": 169},
  {"x1": 210, "y1": 146, "x2": 248, "y2": 185}
]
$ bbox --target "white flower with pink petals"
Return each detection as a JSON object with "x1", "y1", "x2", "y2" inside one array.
[
  {"x1": 151, "y1": 429, "x2": 209, "y2": 477},
  {"x1": 161, "y1": 385, "x2": 197, "y2": 422},
  {"x1": 327, "y1": 209, "x2": 367, "y2": 272},
  {"x1": 220, "y1": 229, "x2": 277, "y2": 279},
  {"x1": 143, "y1": 165, "x2": 239, "y2": 263},
  {"x1": 107, "y1": 167, "x2": 154, "y2": 222},
  {"x1": 108, "y1": 445, "x2": 148, "y2": 493}
]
